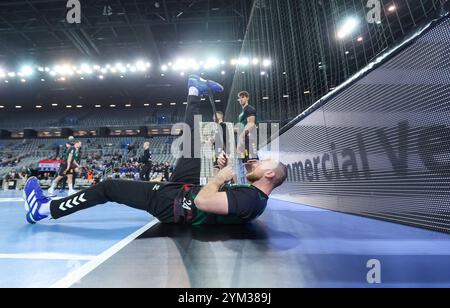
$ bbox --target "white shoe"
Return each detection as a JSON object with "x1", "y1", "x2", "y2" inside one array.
[
  {"x1": 48, "y1": 187, "x2": 55, "y2": 196},
  {"x1": 68, "y1": 190, "x2": 78, "y2": 196}
]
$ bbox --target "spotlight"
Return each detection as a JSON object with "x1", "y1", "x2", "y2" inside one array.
[
  {"x1": 116, "y1": 63, "x2": 126, "y2": 73},
  {"x1": 388, "y1": 4, "x2": 397, "y2": 12},
  {"x1": 136, "y1": 60, "x2": 147, "y2": 71},
  {"x1": 56, "y1": 65, "x2": 72, "y2": 76},
  {"x1": 337, "y1": 17, "x2": 359, "y2": 39},
  {"x1": 239, "y1": 58, "x2": 249, "y2": 66},
  {"x1": 262, "y1": 59, "x2": 272, "y2": 67},
  {"x1": 81, "y1": 64, "x2": 93, "y2": 74},
  {"x1": 205, "y1": 58, "x2": 219, "y2": 70},
  {"x1": 20, "y1": 66, "x2": 34, "y2": 76},
  {"x1": 173, "y1": 58, "x2": 187, "y2": 71}
]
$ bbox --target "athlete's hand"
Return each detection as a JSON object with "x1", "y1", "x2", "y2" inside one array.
[
  {"x1": 216, "y1": 166, "x2": 234, "y2": 183},
  {"x1": 217, "y1": 152, "x2": 229, "y2": 169}
]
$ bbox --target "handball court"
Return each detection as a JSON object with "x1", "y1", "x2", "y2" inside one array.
[{"x1": 1, "y1": 190, "x2": 449, "y2": 288}]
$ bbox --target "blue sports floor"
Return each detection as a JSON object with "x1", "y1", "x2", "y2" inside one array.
[{"x1": 1, "y1": 190, "x2": 450, "y2": 288}]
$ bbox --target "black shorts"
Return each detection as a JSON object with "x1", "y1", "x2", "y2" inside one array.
[
  {"x1": 152, "y1": 158, "x2": 203, "y2": 223},
  {"x1": 58, "y1": 163, "x2": 76, "y2": 176}
]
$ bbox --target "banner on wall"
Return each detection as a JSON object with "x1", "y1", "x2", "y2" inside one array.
[
  {"x1": 259, "y1": 16, "x2": 450, "y2": 233},
  {"x1": 39, "y1": 160, "x2": 62, "y2": 172}
]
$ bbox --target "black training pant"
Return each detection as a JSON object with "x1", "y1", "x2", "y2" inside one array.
[{"x1": 50, "y1": 95, "x2": 203, "y2": 222}]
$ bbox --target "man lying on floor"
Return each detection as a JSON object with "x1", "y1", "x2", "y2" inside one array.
[{"x1": 23, "y1": 75, "x2": 288, "y2": 226}]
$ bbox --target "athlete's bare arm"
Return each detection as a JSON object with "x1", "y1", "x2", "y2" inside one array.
[{"x1": 195, "y1": 166, "x2": 234, "y2": 215}]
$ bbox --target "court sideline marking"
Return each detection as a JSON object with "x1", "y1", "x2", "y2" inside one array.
[
  {"x1": 50, "y1": 219, "x2": 159, "y2": 288},
  {"x1": 0, "y1": 197, "x2": 64, "y2": 203},
  {"x1": 0, "y1": 253, "x2": 95, "y2": 261},
  {"x1": 0, "y1": 198, "x2": 26, "y2": 203}
]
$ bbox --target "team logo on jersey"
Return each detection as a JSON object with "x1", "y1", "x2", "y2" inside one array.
[{"x1": 182, "y1": 198, "x2": 192, "y2": 211}]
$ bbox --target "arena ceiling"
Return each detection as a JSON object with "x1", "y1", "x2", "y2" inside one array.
[{"x1": 0, "y1": 0, "x2": 253, "y2": 110}]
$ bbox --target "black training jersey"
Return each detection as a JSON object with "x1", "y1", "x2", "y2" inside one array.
[
  {"x1": 62, "y1": 147, "x2": 72, "y2": 161},
  {"x1": 75, "y1": 149, "x2": 81, "y2": 164},
  {"x1": 141, "y1": 149, "x2": 153, "y2": 164},
  {"x1": 62, "y1": 147, "x2": 78, "y2": 164},
  {"x1": 159, "y1": 182, "x2": 268, "y2": 225},
  {"x1": 238, "y1": 105, "x2": 257, "y2": 127}
]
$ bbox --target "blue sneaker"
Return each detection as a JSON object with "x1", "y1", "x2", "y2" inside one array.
[
  {"x1": 23, "y1": 177, "x2": 45, "y2": 211},
  {"x1": 188, "y1": 75, "x2": 224, "y2": 96},
  {"x1": 23, "y1": 177, "x2": 51, "y2": 224}
]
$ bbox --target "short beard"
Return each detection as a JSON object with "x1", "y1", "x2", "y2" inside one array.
[{"x1": 246, "y1": 172, "x2": 262, "y2": 183}]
